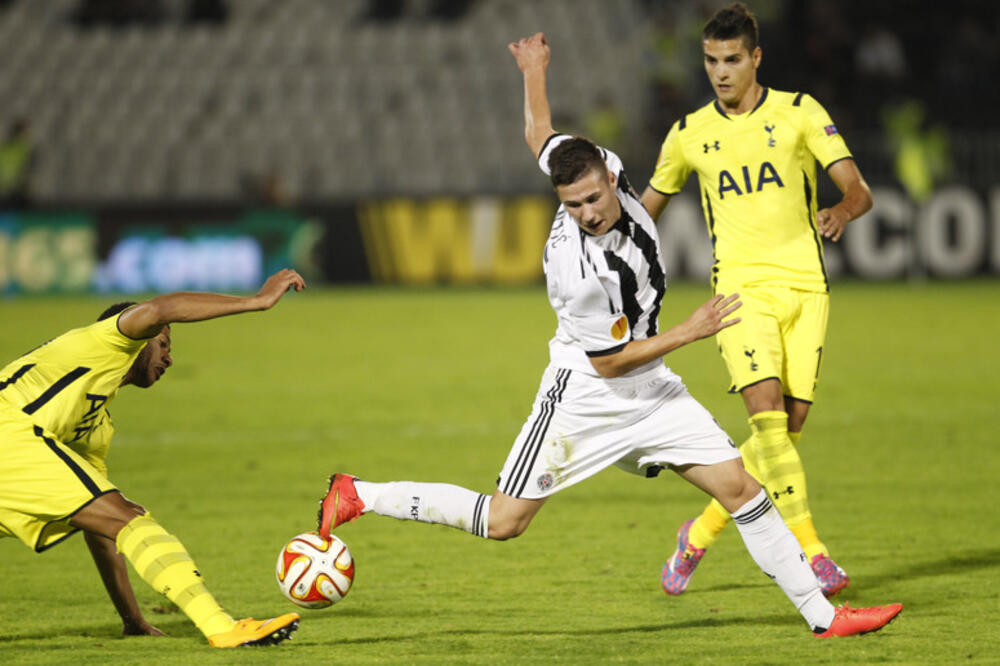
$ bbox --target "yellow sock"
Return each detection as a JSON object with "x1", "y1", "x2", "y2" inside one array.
[
  {"x1": 790, "y1": 518, "x2": 827, "y2": 560},
  {"x1": 784, "y1": 430, "x2": 828, "y2": 559},
  {"x1": 738, "y1": 435, "x2": 764, "y2": 482},
  {"x1": 116, "y1": 513, "x2": 236, "y2": 638},
  {"x1": 688, "y1": 499, "x2": 729, "y2": 550},
  {"x1": 749, "y1": 411, "x2": 812, "y2": 526}
]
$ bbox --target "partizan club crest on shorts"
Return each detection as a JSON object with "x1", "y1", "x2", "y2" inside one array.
[{"x1": 537, "y1": 473, "x2": 554, "y2": 491}]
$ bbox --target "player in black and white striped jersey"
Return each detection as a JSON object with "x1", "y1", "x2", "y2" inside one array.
[{"x1": 317, "y1": 33, "x2": 901, "y2": 637}]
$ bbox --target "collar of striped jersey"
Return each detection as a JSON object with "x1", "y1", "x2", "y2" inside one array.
[{"x1": 610, "y1": 207, "x2": 633, "y2": 236}]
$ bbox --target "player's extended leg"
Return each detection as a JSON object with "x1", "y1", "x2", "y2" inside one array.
[
  {"x1": 674, "y1": 459, "x2": 901, "y2": 636},
  {"x1": 742, "y1": 381, "x2": 847, "y2": 595},
  {"x1": 676, "y1": 459, "x2": 833, "y2": 629},
  {"x1": 661, "y1": 433, "x2": 763, "y2": 594},
  {"x1": 71, "y1": 492, "x2": 299, "y2": 648},
  {"x1": 784, "y1": 396, "x2": 848, "y2": 595},
  {"x1": 782, "y1": 396, "x2": 824, "y2": 555},
  {"x1": 318, "y1": 473, "x2": 546, "y2": 541}
]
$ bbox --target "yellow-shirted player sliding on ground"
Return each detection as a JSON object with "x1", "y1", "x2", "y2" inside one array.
[
  {"x1": 642, "y1": 3, "x2": 873, "y2": 597},
  {"x1": 0, "y1": 269, "x2": 305, "y2": 647}
]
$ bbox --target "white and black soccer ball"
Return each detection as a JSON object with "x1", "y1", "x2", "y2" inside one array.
[{"x1": 275, "y1": 532, "x2": 354, "y2": 609}]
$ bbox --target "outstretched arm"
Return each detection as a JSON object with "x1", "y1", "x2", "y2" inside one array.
[
  {"x1": 589, "y1": 294, "x2": 742, "y2": 378},
  {"x1": 85, "y1": 531, "x2": 164, "y2": 636},
  {"x1": 508, "y1": 32, "x2": 556, "y2": 160},
  {"x1": 118, "y1": 268, "x2": 306, "y2": 339},
  {"x1": 640, "y1": 187, "x2": 672, "y2": 222},
  {"x1": 817, "y1": 158, "x2": 873, "y2": 242}
]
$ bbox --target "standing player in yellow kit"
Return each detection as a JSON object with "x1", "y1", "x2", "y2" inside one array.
[{"x1": 642, "y1": 3, "x2": 873, "y2": 597}]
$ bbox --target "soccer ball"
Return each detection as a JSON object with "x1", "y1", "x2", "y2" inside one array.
[{"x1": 275, "y1": 532, "x2": 355, "y2": 609}]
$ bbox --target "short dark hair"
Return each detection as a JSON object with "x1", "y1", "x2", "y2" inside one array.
[
  {"x1": 548, "y1": 137, "x2": 607, "y2": 188},
  {"x1": 97, "y1": 301, "x2": 136, "y2": 322},
  {"x1": 703, "y1": 2, "x2": 759, "y2": 52}
]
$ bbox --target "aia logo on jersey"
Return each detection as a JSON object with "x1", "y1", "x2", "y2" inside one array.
[
  {"x1": 718, "y1": 162, "x2": 784, "y2": 199},
  {"x1": 70, "y1": 393, "x2": 108, "y2": 443}
]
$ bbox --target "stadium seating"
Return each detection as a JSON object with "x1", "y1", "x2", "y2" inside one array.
[{"x1": 0, "y1": 0, "x2": 648, "y2": 202}]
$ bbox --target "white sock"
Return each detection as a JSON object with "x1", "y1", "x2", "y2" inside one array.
[
  {"x1": 353, "y1": 480, "x2": 491, "y2": 539},
  {"x1": 731, "y1": 490, "x2": 836, "y2": 632}
]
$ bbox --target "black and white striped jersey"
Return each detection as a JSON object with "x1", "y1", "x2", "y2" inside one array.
[{"x1": 538, "y1": 134, "x2": 668, "y2": 377}]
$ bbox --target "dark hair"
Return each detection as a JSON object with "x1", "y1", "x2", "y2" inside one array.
[
  {"x1": 703, "y1": 2, "x2": 759, "y2": 52},
  {"x1": 97, "y1": 301, "x2": 137, "y2": 322},
  {"x1": 548, "y1": 137, "x2": 607, "y2": 188}
]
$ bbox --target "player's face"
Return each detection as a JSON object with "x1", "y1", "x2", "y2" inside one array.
[
  {"x1": 128, "y1": 326, "x2": 172, "y2": 389},
  {"x1": 555, "y1": 168, "x2": 622, "y2": 236},
  {"x1": 703, "y1": 38, "x2": 761, "y2": 109}
]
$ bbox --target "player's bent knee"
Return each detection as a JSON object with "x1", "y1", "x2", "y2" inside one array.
[
  {"x1": 486, "y1": 491, "x2": 544, "y2": 540},
  {"x1": 487, "y1": 517, "x2": 530, "y2": 541},
  {"x1": 71, "y1": 491, "x2": 147, "y2": 539},
  {"x1": 713, "y1": 467, "x2": 763, "y2": 512}
]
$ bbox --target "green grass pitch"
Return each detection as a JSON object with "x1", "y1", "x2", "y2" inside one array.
[{"x1": 0, "y1": 280, "x2": 997, "y2": 664}]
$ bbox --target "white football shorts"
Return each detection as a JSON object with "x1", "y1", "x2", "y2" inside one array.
[{"x1": 496, "y1": 363, "x2": 739, "y2": 499}]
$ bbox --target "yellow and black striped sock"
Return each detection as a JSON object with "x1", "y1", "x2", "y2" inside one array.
[
  {"x1": 785, "y1": 431, "x2": 828, "y2": 560},
  {"x1": 116, "y1": 513, "x2": 235, "y2": 638},
  {"x1": 749, "y1": 411, "x2": 812, "y2": 528}
]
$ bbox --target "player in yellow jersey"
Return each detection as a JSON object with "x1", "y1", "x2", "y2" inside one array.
[
  {"x1": 0, "y1": 269, "x2": 306, "y2": 647},
  {"x1": 641, "y1": 3, "x2": 873, "y2": 597}
]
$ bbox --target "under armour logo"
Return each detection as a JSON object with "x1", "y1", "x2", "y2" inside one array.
[
  {"x1": 764, "y1": 123, "x2": 776, "y2": 147},
  {"x1": 772, "y1": 486, "x2": 795, "y2": 499},
  {"x1": 744, "y1": 347, "x2": 759, "y2": 372},
  {"x1": 703, "y1": 140, "x2": 720, "y2": 153}
]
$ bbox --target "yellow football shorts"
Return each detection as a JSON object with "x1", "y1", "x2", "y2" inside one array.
[
  {"x1": 0, "y1": 415, "x2": 117, "y2": 552},
  {"x1": 714, "y1": 285, "x2": 829, "y2": 402}
]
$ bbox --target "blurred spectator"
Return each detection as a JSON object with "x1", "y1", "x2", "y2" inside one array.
[
  {"x1": 428, "y1": 0, "x2": 475, "y2": 21},
  {"x1": 933, "y1": 14, "x2": 997, "y2": 128},
  {"x1": 882, "y1": 101, "x2": 951, "y2": 202},
  {"x1": 0, "y1": 118, "x2": 35, "y2": 209},
  {"x1": 855, "y1": 26, "x2": 906, "y2": 81},
  {"x1": 359, "y1": 0, "x2": 475, "y2": 24},
  {"x1": 585, "y1": 93, "x2": 625, "y2": 156},
  {"x1": 243, "y1": 169, "x2": 291, "y2": 208},
  {"x1": 360, "y1": 0, "x2": 405, "y2": 23},
  {"x1": 185, "y1": 0, "x2": 228, "y2": 25},
  {"x1": 73, "y1": 0, "x2": 167, "y2": 27}
]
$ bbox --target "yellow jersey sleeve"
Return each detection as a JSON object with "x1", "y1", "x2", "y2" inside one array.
[
  {"x1": 0, "y1": 313, "x2": 148, "y2": 461},
  {"x1": 649, "y1": 120, "x2": 691, "y2": 195},
  {"x1": 91, "y1": 310, "x2": 153, "y2": 352},
  {"x1": 798, "y1": 94, "x2": 852, "y2": 169}
]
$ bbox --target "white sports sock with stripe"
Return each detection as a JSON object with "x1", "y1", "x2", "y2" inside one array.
[
  {"x1": 353, "y1": 480, "x2": 491, "y2": 539},
  {"x1": 731, "y1": 489, "x2": 836, "y2": 631}
]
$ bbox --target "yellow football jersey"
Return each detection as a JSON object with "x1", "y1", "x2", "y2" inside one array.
[
  {"x1": 649, "y1": 88, "x2": 852, "y2": 292},
  {"x1": 0, "y1": 314, "x2": 149, "y2": 474}
]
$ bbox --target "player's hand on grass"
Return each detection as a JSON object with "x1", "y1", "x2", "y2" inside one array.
[
  {"x1": 817, "y1": 205, "x2": 850, "y2": 242},
  {"x1": 122, "y1": 620, "x2": 165, "y2": 637},
  {"x1": 508, "y1": 32, "x2": 550, "y2": 72},
  {"x1": 254, "y1": 268, "x2": 306, "y2": 310},
  {"x1": 685, "y1": 293, "x2": 742, "y2": 341}
]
